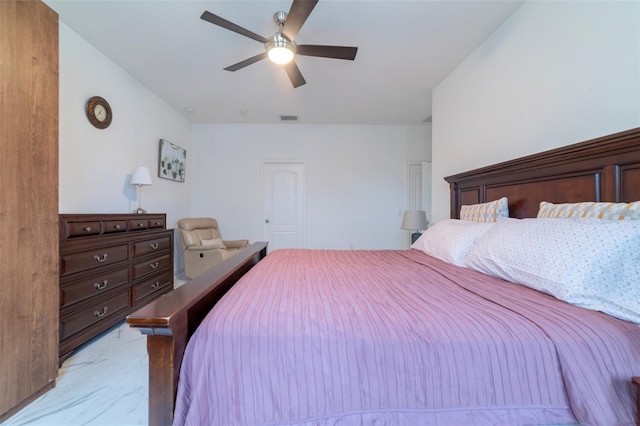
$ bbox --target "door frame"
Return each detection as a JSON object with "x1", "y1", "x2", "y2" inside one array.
[{"x1": 407, "y1": 161, "x2": 424, "y2": 211}]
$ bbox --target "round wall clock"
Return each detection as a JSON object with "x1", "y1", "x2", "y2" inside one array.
[{"x1": 85, "y1": 96, "x2": 112, "y2": 129}]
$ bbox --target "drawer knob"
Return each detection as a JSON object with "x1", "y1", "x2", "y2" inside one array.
[
  {"x1": 93, "y1": 280, "x2": 108, "y2": 290},
  {"x1": 150, "y1": 262, "x2": 159, "y2": 270},
  {"x1": 94, "y1": 253, "x2": 108, "y2": 263},
  {"x1": 94, "y1": 306, "x2": 108, "y2": 318},
  {"x1": 137, "y1": 223, "x2": 144, "y2": 227},
  {"x1": 150, "y1": 242, "x2": 159, "y2": 249},
  {"x1": 151, "y1": 282, "x2": 160, "y2": 289},
  {"x1": 113, "y1": 225, "x2": 121, "y2": 230},
  {"x1": 83, "y1": 227, "x2": 92, "y2": 232}
]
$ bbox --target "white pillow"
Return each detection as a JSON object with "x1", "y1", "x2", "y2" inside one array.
[
  {"x1": 201, "y1": 238, "x2": 225, "y2": 248},
  {"x1": 465, "y1": 218, "x2": 640, "y2": 324},
  {"x1": 411, "y1": 219, "x2": 495, "y2": 267},
  {"x1": 460, "y1": 197, "x2": 509, "y2": 222}
]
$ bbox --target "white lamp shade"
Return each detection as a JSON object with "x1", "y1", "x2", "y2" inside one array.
[
  {"x1": 401, "y1": 210, "x2": 428, "y2": 230},
  {"x1": 130, "y1": 166, "x2": 152, "y2": 186}
]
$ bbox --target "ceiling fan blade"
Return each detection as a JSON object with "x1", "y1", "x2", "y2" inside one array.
[
  {"x1": 282, "y1": 0, "x2": 318, "y2": 41},
  {"x1": 224, "y1": 52, "x2": 268, "y2": 72},
  {"x1": 284, "y1": 61, "x2": 307, "y2": 88},
  {"x1": 296, "y1": 45, "x2": 358, "y2": 60},
  {"x1": 201, "y1": 11, "x2": 269, "y2": 44}
]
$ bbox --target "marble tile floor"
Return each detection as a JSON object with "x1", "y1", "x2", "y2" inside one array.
[
  {"x1": 2, "y1": 277, "x2": 187, "y2": 426},
  {"x1": 2, "y1": 321, "x2": 149, "y2": 426}
]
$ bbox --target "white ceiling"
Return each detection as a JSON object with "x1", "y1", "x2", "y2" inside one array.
[{"x1": 45, "y1": 0, "x2": 523, "y2": 125}]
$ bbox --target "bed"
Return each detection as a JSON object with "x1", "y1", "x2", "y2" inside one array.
[{"x1": 127, "y1": 127, "x2": 640, "y2": 426}]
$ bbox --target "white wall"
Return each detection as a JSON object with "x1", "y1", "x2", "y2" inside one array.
[
  {"x1": 431, "y1": 0, "x2": 640, "y2": 222},
  {"x1": 59, "y1": 23, "x2": 192, "y2": 221},
  {"x1": 58, "y1": 23, "x2": 193, "y2": 271},
  {"x1": 191, "y1": 124, "x2": 431, "y2": 250}
]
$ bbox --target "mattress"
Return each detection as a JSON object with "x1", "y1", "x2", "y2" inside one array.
[{"x1": 173, "y1": 249, "x2": 640, "y2": 426}]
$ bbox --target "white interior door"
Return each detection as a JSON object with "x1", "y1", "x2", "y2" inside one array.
[{"x1": 262, "y1": 161, "x2": 306, "y2": 251}]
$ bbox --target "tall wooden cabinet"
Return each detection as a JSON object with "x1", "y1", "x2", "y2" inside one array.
[{"x1": 0, "y1": 0, "x2": 59, "y2": 421}]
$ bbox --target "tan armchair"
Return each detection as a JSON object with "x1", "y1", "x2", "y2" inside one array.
[{"x1": 177, "y1": 218, "x2": 249, "y2": 279}]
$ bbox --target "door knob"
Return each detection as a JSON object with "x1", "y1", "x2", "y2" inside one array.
[{"x1": 265, "y1": 218, "x2": 270, "y2": 223}]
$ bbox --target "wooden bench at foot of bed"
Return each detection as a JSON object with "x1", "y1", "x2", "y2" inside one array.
[{"x1": 126, "y1": 242, "x2": 268, "y2": 426}]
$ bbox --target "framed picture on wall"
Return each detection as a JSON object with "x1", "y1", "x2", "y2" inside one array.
[{"x1": 158, "y1": 139, "x2": 186, "y2": 182}]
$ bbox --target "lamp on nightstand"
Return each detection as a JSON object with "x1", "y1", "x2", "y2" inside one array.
[
  {"x1": 130, "y1": 166, "x2": 152, "y2": 214},
  {"x1": 401, "y1": 210, "x2": 428, "y2": 244}
]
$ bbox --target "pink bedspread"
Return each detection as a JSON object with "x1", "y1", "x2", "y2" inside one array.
[{"x1": 173, "y1": 249, "x2": 640, "y2": 426}]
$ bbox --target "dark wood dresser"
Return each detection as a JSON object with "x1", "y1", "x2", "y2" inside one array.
[{"x1": 59, "y1": 213, "x2": 174, "y2": 361}]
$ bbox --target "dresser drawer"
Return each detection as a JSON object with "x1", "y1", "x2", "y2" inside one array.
[
  {"x1": 65, "y1": 221, "x2": 101, "y2": 238},
  {"x1": 129, "y1": 219, "x2": 149, "y2": 231},
  {"x1": 59, "y1": 289, "x2": 130, "y2": 341},
  {"x1": 60, "y1": 244, "x2": 128, "y2": 276},
  {"x1": 60, "y1": 266, "x2": 129, "y2": 308},
  {"x1": 148, "y1": 217, "x2": 165, "y2": 229},
  {"x1": 131, "y1": 271, "x2": 172, "y2": 305},
  {"x1": 103, "y1": 220, "x2": 127, "y2": 234},
  {"x1": 132, "y1": 236, "x2": 171, "y2": 258},
  {"x1": 132, "y1": 254, "x2": 171, "y2": 280}
]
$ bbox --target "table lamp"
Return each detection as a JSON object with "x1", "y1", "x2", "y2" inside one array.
[
  {"x1": 401, "y1": 210, "x2": 428, "y2": 244},
  {"x1": 130, "y1": 166, "x2": 152, "y2": 214}
]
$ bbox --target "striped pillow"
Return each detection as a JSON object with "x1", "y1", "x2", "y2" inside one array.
[
  {"x1": 460, "y1": 197, "x2": 509, "y2": 223},
  {"x1": 537, "y1": 201, "x2": 640, "y2": 220}
]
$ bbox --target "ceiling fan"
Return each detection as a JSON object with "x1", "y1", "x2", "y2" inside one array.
[{"x1": 200, "y1": 0, "x2": 358, "y2": 88}]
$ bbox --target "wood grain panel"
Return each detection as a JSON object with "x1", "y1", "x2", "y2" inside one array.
[
  {"x1": 620, "y1": 163, "x2": 640, "y2": 202},
  {"x1": 460, "y1": 188, "x2": 480, "y2": 207},
  {"x1": 484, "y1": 172, "x2": 601, "y2": 219},
  {"x1": 0, "y1": 0, "x2": 59, "y2": 421}
]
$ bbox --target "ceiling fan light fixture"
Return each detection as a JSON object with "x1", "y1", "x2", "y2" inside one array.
[
  {"x1": 201, "y1": 1, "x2": 357, "y2": 88},
  {"x1": 266, "y1": 33, "x2": 296, "y2": 65},
  {"x1": 268, "y1": 46, "x2": 294, "y2": 64}
]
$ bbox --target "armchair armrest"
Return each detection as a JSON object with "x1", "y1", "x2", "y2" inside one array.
[
  {"x1": 223, "y1": 239, "x2": 250, "y2": 249},
  {"x1": 185, "y1": 245, "x2": 226, "y2": 252}
]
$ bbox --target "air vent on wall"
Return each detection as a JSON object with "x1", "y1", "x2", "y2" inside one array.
[{"x1": 280, "y1": 115, "x2": 298, "y2": 121}]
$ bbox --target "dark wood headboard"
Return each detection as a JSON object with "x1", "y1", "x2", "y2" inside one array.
[{"x1": 444, "y1": 127, "x2": 640, "y2": 219}]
